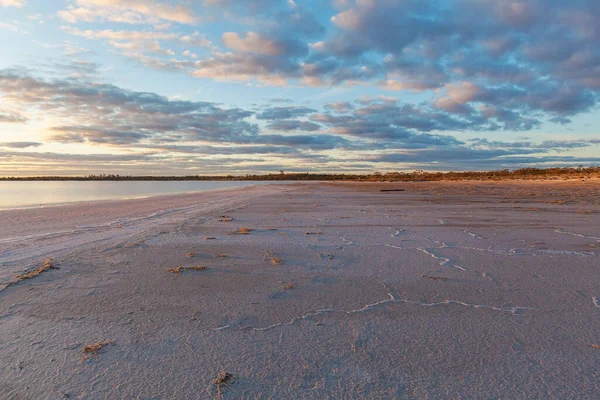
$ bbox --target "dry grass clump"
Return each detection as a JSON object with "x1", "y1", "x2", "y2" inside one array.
[
  {"x1": 167, "y1": 265, "x2": 207, "y2": 274},
  {"x1": 590, "y1": 343, "x2": 600, "y2": 350},
  {"x1": 217, "y1": 253, "x2": 228, "y2": 258},
  {"x1": 317, "y1": 253, "x2": 334, "y2": 260},
  {"x1": 217, "y1": 216, "x2": 233, "y2": 222},
  {"x1": 545, "y1": 199, "x2": 567, "y2": 205},
  {"x1": 186, "y1": 252, "x2": 197, "y2": 258},
  {"x1": 204, "y1": 237, "x2": 216, "y2": 240},
  {"x1": 280, "y1": 282, "x2": 294, "y2": 290},
  {"x1": 263, "y1": 251, "x2": 283, "y2": 265},
  {"x1": 420, "y1": 275, "x2": 448, "y2": 282},
  {"x1": 82, "y1": 340, "x2": 114, "y2": 359},
  {"x1": 15, "y1": 258, "x2": 58, "y2": 281},
  {"x1": 213, "y1": 370, "x2": 235, "y2": 396},
  {"x1": 231, "y1": 227, "x2": 252, "y2": 235}
]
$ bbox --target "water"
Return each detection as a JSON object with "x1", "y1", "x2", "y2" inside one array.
[{"x1": 0, "y1": 181, "x2": 277, "y2": 210}]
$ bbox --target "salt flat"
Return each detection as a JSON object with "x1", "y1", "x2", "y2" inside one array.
[{"x1": 1, "y1": 181, "x2": 599, "y2": 399}]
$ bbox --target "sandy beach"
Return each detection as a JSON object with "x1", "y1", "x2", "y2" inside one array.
[{"x1": 1, "y1": 180, "x2": 599, "y2": 399}]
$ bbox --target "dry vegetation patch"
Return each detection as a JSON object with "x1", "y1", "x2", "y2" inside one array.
[
  {"x1": 280, "y1": 282, "x2": 295, "y2": 290},
  {"x1": 303, "y1": 231, "x2": 323, "y2": 235},
  {"x1": 421, "y1": 275, "x2": 448, "y2": 282},
  {"x1": 213, "y1": 370, "x2": 235, "y2": 397},
  {"x1": 15, "y1": 258, "x2": 58, "y2": 281},
  {"x1": 318, "y1": 253, "x2": 334, "y2": 260},
  {"x1": 231, "y1": 227, "x2": 252, "y2": 235},
  {"x1": 264, "y1": 251, "x2": 283, "y2": 265},
  {"x1": 167, "y1": 266, "x2": 207, "y2": 274},
  {"x1": 217, "y1": 216, "x2": 233, "y2": 222},
  {"x1": 82, "y1": 340, "x2": 114, "y2": 360}
]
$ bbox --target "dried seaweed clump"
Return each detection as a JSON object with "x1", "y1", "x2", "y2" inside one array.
[
  {"x1": 15, "y1": 258, "x2": 59, "y2": 281},
  {"x1": 82, "y1": 340, "x2": 115, "y2": 359},
  {"x1": 420, "y1": 275, "x2": 448, "y2": 282},
  {"x1": 167, "y1": 266, "x2": 207, "y2": 274},
  {"x1": 317, "y1": 253, "x2": 334, "y2": 260},
  {"x1": 263, "y1": 251, "x2": 283, "y2": 265},
  {"x1": 213, "y1": 370, "x2": 235, "y2": 396}
]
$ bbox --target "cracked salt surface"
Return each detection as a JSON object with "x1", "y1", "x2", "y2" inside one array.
[
  {"x1": 416, "y1": 247, "x2": 468, "y2": 271},
  {"x1": 464, "y1": 230, "x2": 485, "y2": 239},
  {"x1": 554, "y1": 228, "x2": 600, "y2": 241},
  {"x1": 388, "y1": 227, "x2": 406, "y2": 237},
  {"x1": 212, "y1": 284, "x2": 534, "y2": 332},
  {"x1": 384, "y1": 244, "x2": 404, "y2": 250},
  {"x1": 340, "y1": 236, "x2": 354, "y2": 245}
]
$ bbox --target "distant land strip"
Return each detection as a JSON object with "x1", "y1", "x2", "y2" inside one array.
[{"x1": 1, "y1": 167, "x2": 599, "y2": 182}]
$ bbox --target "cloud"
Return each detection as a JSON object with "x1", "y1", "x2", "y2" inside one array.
[
  {"x1": 0, "y1": 20, "x2": 28, "y2": 34},
  {"x1": 58, "y1": 0, "x2": 197, "y2": 25},
  {"x1": 50, "y1": 0, "x2": 600, "y2": 134},
  {"x1": 64, "y1": 43, "x2": 94, "y2": 57},
  {"x1": 1, "y1": 67, "x2": 599, "y2": 174},
  {"x1": 62, "y1": 26, "x2": 177, "y2": 41},
  {"x1": 0, "y1": 68, "x2": 259, "y2": 147},
  {"x1": 222, "y1": 32, "x2": 283, "y2": 55},
  {"x1": 0, "y1": 142, "x2": 41, "y2": 148},
  {"x1": 160, "y1": 0, "x2": 600, "y2": 127},
  {"x1": 0, "y1": 108, "x2": 27, "y2": 123},
  {"x1": 265, "y1": 120, "x2": 321, "y2": 132},
  {"x1": 256, "y1": 106, "x2": 315, "y2": 120},
  {"x1": 0, "y1": 0, "x2": 23, "y2": 7},
  {"x1": 180, "y1": 32, "x2": 213, "y2": 48},
  {"x1": 324, "y1": 101, "x2": 354, "y2": 113}
]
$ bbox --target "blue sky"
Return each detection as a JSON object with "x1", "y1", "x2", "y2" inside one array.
[{"x1": 1, "y1": 0, "x2": 599, "y2": 176}]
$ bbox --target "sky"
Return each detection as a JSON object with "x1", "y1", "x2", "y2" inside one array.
[{"x1": 1, "y1": 0, "x2": 600, "y2": 176}]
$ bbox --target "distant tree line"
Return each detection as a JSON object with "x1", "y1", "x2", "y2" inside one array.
[{"x1": 1, "y1": 166, "x2": 599, "y2": 182}]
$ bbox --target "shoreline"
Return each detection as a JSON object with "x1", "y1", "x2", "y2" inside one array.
[
  {"x1": 0, "y1": 181, "x2": 296, "y2": 212},
  {"x1": 2, "y1": 176, "x2": 598, "y2": 212}
]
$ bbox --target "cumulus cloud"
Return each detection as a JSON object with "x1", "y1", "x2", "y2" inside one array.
[
  {"x1": 180, "y1": 32, "x2": 212, "y2": 48},
  {"x1": 265, "y1": 120, "x2": 321, "y2": 132},
  {"x1": 52, "y1": 0, "x2": 600, "y2": 131},
  {"x1": 0, "y1": 0, "x2": 23, "y2": 7},
  {"x1": 256, "y1": 106, "x2": 316, "y2": 120},
  {"x1": 58, "y1": 0, "x2": 197, "y2": 25},
  {"x1": 0, "y1": 108, "x2": 27, "y2": 123},
  {"x1": 186, "y1": 0, "x2": 600, "y2": 126},
  {"x1": 1, "y1": 67, "x2": 599, "y2": 174},
  {"x1": 222, "y1": 32, "x2": 284, "y2": 55},
  {"x1": 0, "y1": 142, "x2": 41, "y2": 148},
  {"x1": 0, "y1": 68, "x2": 259, "y2": 146}
]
